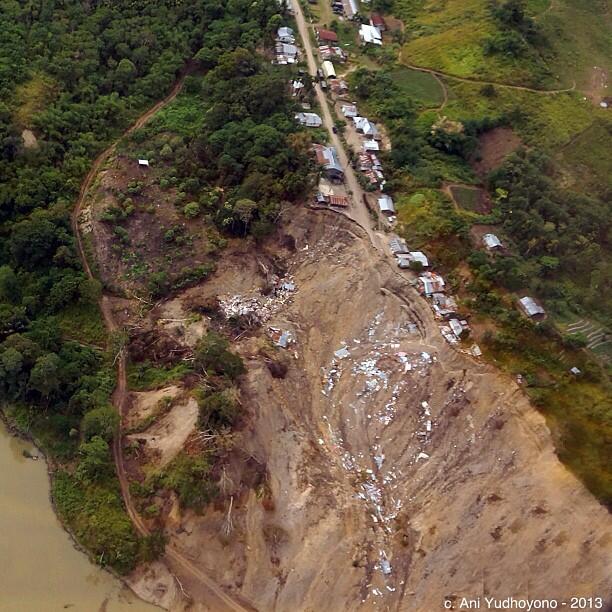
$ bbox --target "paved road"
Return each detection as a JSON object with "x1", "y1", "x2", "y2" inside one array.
[
  {"x1": 71, "y1": 77, "x2": 257, "y2": 612},
  {"x1": 291, "y1": 0, "x2": 377, "y2": 243}
]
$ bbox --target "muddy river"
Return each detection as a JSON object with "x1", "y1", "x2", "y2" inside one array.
[{"x1": 0, "y1": 419, "x2": 159, "y2": 612}]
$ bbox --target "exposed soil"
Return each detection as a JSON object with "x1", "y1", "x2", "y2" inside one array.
[
  {"x1": 585, "y1": 66, "x2": 609, "y2": 105},
  {"x1": 472, "y1": 127, "x2": 522, "y2": 177},
  {"x1": 117, "y1": 208, "x2": 611, "y2": 611},
  {"x1": 84, "y1": 154, "x2": 219, "y2": 296}
]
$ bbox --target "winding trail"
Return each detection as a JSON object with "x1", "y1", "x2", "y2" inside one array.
[
  {"x1": 400, "y1": 58, "x2": 576, "y2": 95},
  {"x1": 71, "y1": 76, "x2": 256, "y2": 612}
]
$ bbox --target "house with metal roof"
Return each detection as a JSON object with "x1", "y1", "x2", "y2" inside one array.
[
  {"x1": 483, "y1": 233, "x2": 503, "y2": 250},
  {"x1": 359, "y1": 23, "x2": 383, "y2": 45},
  {"x1": 295, "y1": 112, "x2": 323, "y2": 127},
  {"x1": 316, "y1": 28, "x2": 338, "y2": 43},
  {"x1": 397, "y1": 251, "x2": 429, "y2": 269},
  {"x1": 353, "y1": 116, "x2": 381, "y2": 139},
  {"x1": 322, "y1": 60, "x2": 336, "y2": 79},
  {"x1": 277, "y1": 26, "x2": 295, "y2": 43},
  {"x1": 418, "y1": 272, "x2": 446, "y2": 295},
  {"x1": 518, "y1": 296, "x2": 546, "y2": 321},
  {"x1": 378, "y1": 194, "x2": 395, "y2": 215},
  {"x1": 313, "y1": 144, "x2": 344, "y2": 181},
  {"x1": 389, "y1": 235, "x2": 409, "y2": 255},
  {"x1": 341, "y1": 104, "x2": 358, "y2": 118}
]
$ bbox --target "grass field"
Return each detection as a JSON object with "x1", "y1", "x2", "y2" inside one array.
[
  {"x1": 450, "y1": 185, "x2": 483, "y2": 212},
  {"x1": 13, "y1": 72, "x2": 58, "y2": 127},
  {"x1": 556, "y1": 120, "x2": 612, "y2": 198},
  {"x1": 388, "y1": 66, "x2": 445, "y2": 107}
]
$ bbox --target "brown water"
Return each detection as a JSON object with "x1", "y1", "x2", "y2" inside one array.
[{"x1": 0, "y1": 419, "x2": 160, "y2": 612}]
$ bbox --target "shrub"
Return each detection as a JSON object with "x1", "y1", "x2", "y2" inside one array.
[
  {"x1": 81, "y1": 405, "x2": 119, "y2": 442},
  {"x1": 198, "y1": 387, "x2": 241, "y2": 428},
  {"x1": 194, "y1": 331, "x2": 246, "y2": 380},
  {"x1": 183, "y1": 201, "x2": 200, "y2": 218},
  {"x1": 161, "y1": 453, "x2": 217, "y2": 512}
]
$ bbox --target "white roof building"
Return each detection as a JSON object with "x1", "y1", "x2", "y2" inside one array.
[
  {"x1": 341, "y1": 104, "x2": 358, "y2": 118},
  {"x1": 138, "y1": 159, "x2": 149, "y2": 167},
  {"x1": 418, "y1": 272, "x2": 446, "y2": 295},
  {"x1": 483, "y1": 233, "x2": 502, "y2": 250},
  {"x1": 378, "y1": 194, "x2": 395, "y2": 214},
  {"x1": 363, "y1": 139, "x2": 380, "y2": 152},
  {"x1": 295, "y1": 112, "x2": 323, "y2": 127},
  {"x1": 277, "y1": 26, "x2": 295, "y2": 43},
  {"x1": 322, "y1": 60, "x2": 336, "y2": 79},
  {"x1": 353, "y1": 116, "x2": 380, "y2": 139},
  {"x1": 519, "y1": 296, "x2": 546, "y2": 319},
  {"x1": 359, "y1": 24, "x2": 382, "y2": 45}
]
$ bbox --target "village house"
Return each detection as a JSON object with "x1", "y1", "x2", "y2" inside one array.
[
  {"x1": 359, "y1": 23, "x2": 382, "y2": 45},
  {"x1": 431, "y1": 293, "x2": 458, "y2": 319},
  {"x1": 313, "y1": 144, "x2": 344, "y2": 182},
  {"x1": 341, "y1": 103, "x2": 358, "y2": 118},
  {"x1": 319, "y1": 45, "x2": 347, "y2": 62},
  {"x1": 377, "y1": 194, "x2": 395, "y2": 215},
  {"x1": 370, "y1": 12, "x2": 386, "y2": 31},
  {"x1": 317, "y1": 28, "x2": 338, "y2": 44},
  {"x1": 483, "y1": 233, "x2": 503, "y2": 251},
  {"x1": 277, "y1": 26, "x2": 295, "y2": 44},
  {"x1": 138, "y1": 159, "x2": 150, "y2": 167},
  {"x1": 329, "y1": 79, "x2": 349, "y2": 96},
  {"x1": 363, "y1": 139, "x2": 380, "y2": 152},
  {"x1": 295, "y1": 112, "x2": 323, "y2": 127},
  {"x1": 322, "y1": 60, "x2": 336, "y2": 79},
  {"x1": 396, "y1": 251, "x2": 429, "y2": 269},
  {"x1": 449, "y1": 318, "x2": 470, "y2": 339},
  {"x1": 518, "y1": 296, "x2": 546, "y2": 321},
  {"x1": 275, "y1": 41, "x2": 298, "y2": 64},
  {"x1": 353, "y1": 116, "x2": 381, "y2": 140},
  {"x1": 418, "y1": 272, "x2": 446, "y2": 296},
  {"x1": 389, "y1": 235, "x2": 409, "y2": 255}
]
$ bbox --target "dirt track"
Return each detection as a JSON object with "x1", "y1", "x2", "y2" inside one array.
[{"x1": 71, "y1": 77, "x2": 257, "y2": 612}]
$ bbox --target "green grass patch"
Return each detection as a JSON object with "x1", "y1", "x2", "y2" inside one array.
[
  {"x1": 56, "y1": 301, "x2": 106, "y2": 346},
  {"x1": 556, "y1": 120, "x2": 612, "y2": 198},
  {"x1": 388, "y1": 66, "x2": 445, "y2": 107},
  {"x1": 450, "y1": 185, "x2": 482, "y2": 212},
  {"x1": 13, "y1": 72, "x2": 58, "y2": 127},
  {"x1": 146, "y1": 92, "x2": 206, "y2": 136},
  {"x1": 127, "y1": 360, "x2": 192, "y2": 391}
]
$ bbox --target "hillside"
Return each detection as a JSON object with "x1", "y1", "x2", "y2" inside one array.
[{"x1": 0, "y1": 0, "x2": 610, "y2": 609}]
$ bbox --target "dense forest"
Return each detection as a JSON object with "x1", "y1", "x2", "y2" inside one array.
[{"x1": 0, "y1": 0, "x2": 293, "y2": 573}]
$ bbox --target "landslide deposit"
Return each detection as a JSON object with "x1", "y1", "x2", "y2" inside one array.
[{"x1": 119, "y1": 210, "x2": 610, "y2": 611}]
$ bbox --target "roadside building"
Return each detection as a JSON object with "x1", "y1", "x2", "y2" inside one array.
[
  {"x1": 329, "y1": 194, "x2": 350, "y2": 207},
  {"x1": 431, "y1": 293, "x2": 458, "y2": 319},
  {"x1": 322, "y1": 60, "x2": 336, "y2": 79},
  {"x1": 295, "y1": 112, "x2": 323, "y2": 127},
  {"x1": 397, "y1": 251, "x2": 429, "y2": 269},
  {"x1": 313, "y1": 144, "x2": 344, "y2": 182},
  {"x1": 518, "y1": 296, "x2": 546, "y2": 321},
  {"x1": 317, "y1": 28, "x2": 338, "y2": 44},
  {"x1": 359, "y1": 23, "x2": 383, "y2": 45},
  {"x1": 353, "y1": 116, "x2": 381, "y2": 140},
  {"x1": 341, "y1": 103, "x2": 358, "y2": 118},
  {"x1": 319, "y1": 45, "x2": 347, "y2": 62},
  {"x1": 389, "y1": 235, "x2": 409, "y2": 255},
  {"x1": 483, "y1": 233, "x2": 503, "y2": 251},
  {"x1": 277, "y1": 26, "x2": 295, "y2": 43},
  {"x1": 418, "y1": 272, "x2": 446, "y2": 296},
  {"x1": 377, "y1": 194, "x2": 395, "y2": 215},
  {"x1": 329, "y1": 79, "x2": 349, "y2": 96},
  {"x1": 363, "y1": 139, "x2": 380, "y2": 152},
  {"x1": 370, "y1": 13, "x2": 386, "y2": 31},
  {"x1": 449, "y1": 318, "x2": 470, "y2": 339}
]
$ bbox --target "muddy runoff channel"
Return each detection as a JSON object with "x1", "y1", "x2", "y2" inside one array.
[{"x1": 0, "y1": 419, "x2": 159, "y2": 612}]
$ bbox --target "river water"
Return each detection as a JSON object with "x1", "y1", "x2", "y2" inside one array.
[{"x1": 0, "y1": 419, "x2": 160, "y2": 612}]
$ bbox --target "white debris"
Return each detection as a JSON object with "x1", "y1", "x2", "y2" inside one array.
[
  {"x1": 335, "y1": 347, "x2": 350, "y2": 359},
  {"x1": 417, "y1": 452, "x2": 430, "y2": 461}
]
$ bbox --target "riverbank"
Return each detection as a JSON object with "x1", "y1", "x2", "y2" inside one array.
[{"x1": 0, "y1": 411, "x2": 161, "y2": 612}]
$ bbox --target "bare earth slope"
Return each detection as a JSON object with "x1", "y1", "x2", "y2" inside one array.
[{"x1": 167, "y1": 211, "x2": 611, "y2": 611}]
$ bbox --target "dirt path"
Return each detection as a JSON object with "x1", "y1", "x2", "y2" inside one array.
[
  {"x1": 291, "y1": 0, "x2": 377, "y2": 244},
  {"x1": 71, "y1": 76, "x2": 257, "y2": 612},
  {"x1": 400, "y1": 58, "x2": 576, "y2": 94}
]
